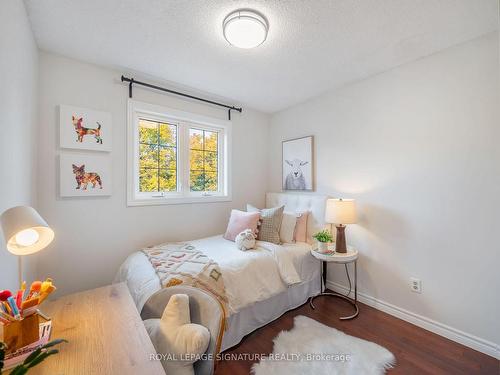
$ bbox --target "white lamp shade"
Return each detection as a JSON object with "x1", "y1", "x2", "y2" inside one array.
[
  {"x1": 0, "y1": 206, "x2": 54, "y2": 255},
  {"x1": 325, "y1": 199, "x2": 357, "y2": 225}
]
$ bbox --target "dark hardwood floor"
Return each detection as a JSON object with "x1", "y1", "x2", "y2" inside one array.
[{"x1": 216, "y1": 292, "x2": 499, "y2": 374}]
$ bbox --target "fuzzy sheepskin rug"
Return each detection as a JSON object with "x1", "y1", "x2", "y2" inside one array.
[{"x1": 252, "y1": 315, "x2": 395, "y2": 375}]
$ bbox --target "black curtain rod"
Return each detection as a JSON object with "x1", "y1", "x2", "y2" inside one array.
[{"x1": 121, "y1": 75, "x2": 242, "y2": 120}]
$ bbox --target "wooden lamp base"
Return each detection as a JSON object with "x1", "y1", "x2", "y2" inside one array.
[{"x1": 335, "y1": 225, "x2": 347, "y2": 253}]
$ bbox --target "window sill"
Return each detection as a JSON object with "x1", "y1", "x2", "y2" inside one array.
[{"x1": 127, "y1": 194, "x2": 232, "y2": 207}]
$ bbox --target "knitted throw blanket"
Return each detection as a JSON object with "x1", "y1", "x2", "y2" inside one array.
[{"x1": 141, "y1": 242, "x2": 229, "y2": 314}]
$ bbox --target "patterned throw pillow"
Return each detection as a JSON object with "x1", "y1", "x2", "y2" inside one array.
[{"x1": 247, "y1": 204, "x2": 285, "y2": 244}]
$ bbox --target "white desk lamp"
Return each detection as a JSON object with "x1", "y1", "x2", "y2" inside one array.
[{"x1": 0, "y1": 206, "x2": 54, "y2": 286}]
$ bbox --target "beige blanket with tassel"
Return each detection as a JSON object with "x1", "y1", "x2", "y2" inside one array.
[{"x1": 141, "y1": 242, "x2": 228, "y2": 313}]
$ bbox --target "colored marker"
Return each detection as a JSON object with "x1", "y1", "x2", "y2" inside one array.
[
  {"x1": 27, "y1": 281, "x2": 41, "y2": 299},
  {"x1": 0, "y1": 310, "x2": 15, "y2": 322},
  {"x1": 20, "y1": 281, "x2": 27, "y2": 300},
  {"x1": 40, "y1": 278, "x2": 53, "y2": 294},
  {"x1": 38, "y1": 285, "x2": 56, "y2": 304},
  {"x1": 15, "y1": 290, "x2": 23, "y2": 309},
  {"x1": 21, "y1": 297, "x2": 39, "y2": 310},
  {"x1": 0, "y1": 290, "x2": 12, "y2": 302},
  {"x1": 7, "y1": 296, "x2": 20, "y2": 319},
  {"x1": 3, "y1": 301, "x2": 12, "y2": 315}
]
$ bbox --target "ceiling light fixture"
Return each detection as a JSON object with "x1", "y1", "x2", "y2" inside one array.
[{"x1": 223, "y1": 9, "x2": 268, "y2": 49}]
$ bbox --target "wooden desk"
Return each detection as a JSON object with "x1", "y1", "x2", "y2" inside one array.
[{"x1": 30, "y1": 283, "x2": 165, "y2": 375}]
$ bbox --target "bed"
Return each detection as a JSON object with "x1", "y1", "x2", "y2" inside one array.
[{"x1": 115, "y1": 192, "x2": 328, "y2": 351}]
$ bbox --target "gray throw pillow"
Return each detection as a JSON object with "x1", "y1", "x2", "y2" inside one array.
[{"x1": 247, "y1": 204, "x2": 285, "y2": 244}]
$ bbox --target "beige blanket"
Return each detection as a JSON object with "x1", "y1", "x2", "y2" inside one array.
[{"x1": 141, "y1": 242, "x2": 228, "y2": 313}]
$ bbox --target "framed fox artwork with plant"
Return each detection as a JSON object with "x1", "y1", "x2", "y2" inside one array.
[
  {"x1": 59, "y1": 105, "x2": 112, "y2": 152},
  {"x1": 59, "y1": 153, "x2": 112, "y2": 197}
]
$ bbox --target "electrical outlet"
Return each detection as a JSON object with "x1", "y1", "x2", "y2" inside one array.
[{"x1": 410, "y1": 277, "x2": 422, "y2": 293}]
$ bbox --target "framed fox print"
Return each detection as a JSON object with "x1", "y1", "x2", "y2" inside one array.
[
  {"x1": 282, "y1": 135, "x2": 314, "y2": 191},
  {"x1": 59, "y1": 105, "x2": 112, "y2": 152},
  {"x1": 60, "y1": 153, "x2": 112, "y2": 197}
]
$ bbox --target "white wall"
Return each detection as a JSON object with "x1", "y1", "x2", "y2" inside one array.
[
  {"x1": 268, "y1": 33, "x2": 500, "y2": 353},
  {"x1": 36, "y1": 52, "x2": 270, "y2": 297},
  {"x1": 0, "y1": 0, "x2": 39, "y2": 291}
]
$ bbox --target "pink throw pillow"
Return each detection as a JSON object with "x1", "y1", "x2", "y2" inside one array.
[
  {"x1": 224, "y1": 210, "x2": 261, "y2": 242},
  {"x1": 294, "y1": 211, "x2": 309, "y2": 243}
]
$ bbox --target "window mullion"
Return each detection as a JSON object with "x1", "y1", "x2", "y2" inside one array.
[
  {"x1": 218, "y1": 129, "x2": 224, "y2": 195},
  {"x1": 157, "y1": 123, "x2": 160, "y2": 192},
  {"x1": 180, "y1": 122, "x2": 190, "y2": 196},
  {"x1": 134, "y1": 112, "x2": 140, "y2": 197},
  {"x1": 202, "y1": 130, "x2": 206, "y2": 192}
]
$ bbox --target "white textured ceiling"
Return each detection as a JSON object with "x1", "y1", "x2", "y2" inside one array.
[{"x1": 25, "y1": 0, "x2": 498, "y2": 113}]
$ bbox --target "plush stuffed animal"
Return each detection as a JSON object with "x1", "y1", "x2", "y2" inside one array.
[
  {"x1": 235, "y1": 229, "x2": 256, "y2": 250},
  {"x1": 144, "y1": 294, "x2": 210, "y2": 375}
]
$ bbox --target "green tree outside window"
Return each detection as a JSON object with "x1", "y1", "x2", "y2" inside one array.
[
  {"x1": 189, "y1": 129, "x2": 218, "y2": 192},
  {"x1": 138, "y1": 119, "x2": 177, "y2": 192}
]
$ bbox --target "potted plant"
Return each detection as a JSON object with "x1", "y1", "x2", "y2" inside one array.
[
  {"x1": 0, "y1": 339, "x2": 66, "y2": 374},
  {"x1": 312, "y1": 230, "x2": 334, "y2": 253}
]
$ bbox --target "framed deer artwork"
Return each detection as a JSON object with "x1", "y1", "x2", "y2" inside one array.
[
  {"x1": 59, "y1": 153, "x2": 112, "y2": 197},
  {"x1": 59, "y1": 105, "x2": 112, "y2": 152},
  {"x1": 282, "y1": 135, "x2": 314, "y2": 191}
]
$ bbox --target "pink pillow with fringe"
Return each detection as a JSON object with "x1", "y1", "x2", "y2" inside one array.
[
  {"x1": 294, "y1": 211, "x2": 309, "y2": 243},
  {"x1": 224, "y1": 210, "x2": 261, "y2": 242}
]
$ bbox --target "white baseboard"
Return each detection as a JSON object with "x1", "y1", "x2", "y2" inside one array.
[{"x1": 326, "y1": 280, "x2": 500, "y2": 360}]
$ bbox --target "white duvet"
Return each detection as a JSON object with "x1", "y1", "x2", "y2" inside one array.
[{"x1": 115, "y1": 235, "x2": 313, "y2": 315}]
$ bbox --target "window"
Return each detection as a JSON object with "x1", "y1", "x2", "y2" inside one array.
[
  {"x1": 128, "y1": 100, "x2": 231, "y2": 206},
  {"x1": 189, "y1": 129, "x2": 218, "y2": 192},
  {"x1": 138, "y1": 119, "x2": 177, "y2": 193}
]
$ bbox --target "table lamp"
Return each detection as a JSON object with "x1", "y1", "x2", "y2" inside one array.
[
  {"x1": 325, "y1": 198, "x2": 357, "y2": 253},
  {"x1": 0, "y1": 206, "x2": 54, "y2": 286}
]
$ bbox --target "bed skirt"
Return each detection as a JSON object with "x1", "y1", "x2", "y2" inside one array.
[{"x1": 221, "y1": 268, "x2": 321, "y2": 351}]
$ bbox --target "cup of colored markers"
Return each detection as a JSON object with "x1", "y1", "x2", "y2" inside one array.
[{"x1": 0, "y1": 278, "x2": 56, "y2": 325}]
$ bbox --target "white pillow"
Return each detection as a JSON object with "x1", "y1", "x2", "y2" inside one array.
[
  {"x1": 280, "y1": 212, "x2": 298, "y2": 243},
  {"x1": 144, "y1": 294, "x2": 210, "y2": 375}
]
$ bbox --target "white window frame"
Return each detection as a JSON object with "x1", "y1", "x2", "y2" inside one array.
[{"x1": 127, "y1": 99, "x2": 232, "y2": 206}]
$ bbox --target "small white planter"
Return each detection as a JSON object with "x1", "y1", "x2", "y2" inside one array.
[{"x1": 317, "y1": 241, "x2": 332, "y2": 253}]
